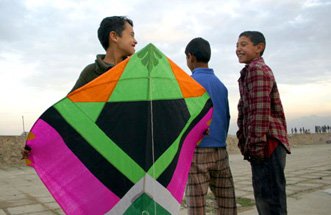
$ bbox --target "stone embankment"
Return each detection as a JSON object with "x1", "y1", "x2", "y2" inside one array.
[{"x1": 1, "y1": 133, "x2": 330, "y2": 166}]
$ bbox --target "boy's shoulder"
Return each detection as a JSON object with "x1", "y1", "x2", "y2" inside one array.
[
  {"x1": 248, "y1": 57, "x2": 266, "y2": 67},
  {"x1": 246, "y1": 57, "x2": 274, "y2": 79},
  {"x1": 248, "y1": 57, "x2": 271, "y2": 71}
]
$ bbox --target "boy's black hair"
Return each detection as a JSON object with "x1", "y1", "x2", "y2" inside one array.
[
  {"x1": 239, "y1": 31, "x2": 266, "y2": 56},
  {"x1": 185, "y1": 37, "x2": 211, "y2": 63},
  {"x1": 98, "y1": 16, "x2": 133, "y2": 51}
]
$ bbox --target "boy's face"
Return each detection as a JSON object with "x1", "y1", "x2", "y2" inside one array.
[
  {"x1": 236, "y1": 36, "x2": 262, "y2": 64},
  {"x1": 117, "y1": 22, "x2": 138, "y2": 57}
]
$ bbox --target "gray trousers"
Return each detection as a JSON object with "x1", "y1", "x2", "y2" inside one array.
[{"x1": 251, "y1": 144, "x2": 287, "y2": 215}]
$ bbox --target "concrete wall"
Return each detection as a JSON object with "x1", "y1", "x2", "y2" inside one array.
[
  {"x1": 0, "y1": 136, "x2": 27, "y2": 166},
  {"x1": 1, "y1": 133, "x2": 330, "y2": 166}
]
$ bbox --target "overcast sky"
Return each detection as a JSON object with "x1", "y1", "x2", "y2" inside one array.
[{"x1": 1, "y1": 0, "x2": 330, "y2": 135}]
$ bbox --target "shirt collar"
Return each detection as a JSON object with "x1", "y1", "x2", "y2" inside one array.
[
  {"x1": 249, "y1": 57, "x2": 264, "y2": 66},
  {"x1": 240, "y1": 64, "x2": 249, "y2": 75},
  {"x1": 96, "y1": 54, "x2": 115, "y2": 74},
  {"x1": 192, "y1": 67, "x2": 214, "y2": 75},
  {"x1": 239, "y1": 57, "x2": 264, "y2": 79}
]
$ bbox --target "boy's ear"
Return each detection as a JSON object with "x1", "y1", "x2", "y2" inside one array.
[
  {"x1": 256, "y1": 43, "x2": 265, "y2": 55},
  {"x1": 109, "y1": 31, "x2": 118, "y2": 42},
  {"x1": 188, "y1": 53, "x2": 196, "y2": 62}
]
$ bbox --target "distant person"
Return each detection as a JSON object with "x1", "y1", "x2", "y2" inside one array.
[
  {"x1": 236, "y1": 31, "x2": 291, "y2": 215},
  {"x1": 185, "y1": 37, "x2": 237, "y2": 215},
  {"x1": 21, "y1": 16, "x2": 138, "y2": 159}
]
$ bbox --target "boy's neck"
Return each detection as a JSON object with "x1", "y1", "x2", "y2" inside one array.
[
  {"x1": 192, "y1": 62, "x2": 209, "y2": 70},
  {"x1": 103, "y1": 54, "x2": 124, "y2": 65},
  {"x1": 103, "y1": 47, "x2": 126, "y2": 65}
]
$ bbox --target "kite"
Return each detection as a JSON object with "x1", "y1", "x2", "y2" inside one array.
[{"x1": 25, "y1": 43, "x2": 213, "y2": 215}]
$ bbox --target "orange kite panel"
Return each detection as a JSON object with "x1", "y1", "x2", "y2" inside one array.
[
  {"x1": 167, "y1": 58, "x2": 206, "y2": 98},
  {"x1": 68, "y1": 59, "x2": 129, "y2": 102}
]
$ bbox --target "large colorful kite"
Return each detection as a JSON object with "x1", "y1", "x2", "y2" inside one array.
[{"x1": 25, "y1": 44, "x2": 213, "y2": 215}]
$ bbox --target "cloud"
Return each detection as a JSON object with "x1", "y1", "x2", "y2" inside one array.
[
  {"x1": 0, "y1": 0, "x2": 330, "y2": 135},
  {"x1": 0, "y1": 0, "x2": 28, "y2": 43}
]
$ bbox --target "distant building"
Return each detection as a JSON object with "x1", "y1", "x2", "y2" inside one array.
[{"x1": 21, "y1": 131, "x2": 28, "y2": 136}]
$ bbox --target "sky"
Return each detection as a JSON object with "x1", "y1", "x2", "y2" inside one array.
[{"x1": 1, "y1": 0, "x2": 330, "y2": 135}]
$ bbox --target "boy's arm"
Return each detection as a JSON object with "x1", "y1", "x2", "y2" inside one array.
[
  {"x1": 246, "y1": 65, "x2": 273, "y2": 159},
  {"x1": 236, "y1": 98, "x2": 246, "y2": 155},
  {"x1": 69, "y1": 72, "x2": 90, "y2": 93},
  {"x1": 69, "y1": 64, "x2": 98, "y2": 94},
  {"x1": 20, "y1": 145, "x2": 31, "y2": 160}
]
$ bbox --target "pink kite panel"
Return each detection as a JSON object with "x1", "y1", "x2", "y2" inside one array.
[
  {"x1": 167, "y1": 108, "x2": 213, "y2": 202},
  {"x1": 26, "y1": 119, "x2": 120, "y2": 214}
]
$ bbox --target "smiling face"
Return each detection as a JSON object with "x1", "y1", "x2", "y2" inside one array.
[
  {"x1": 236, "y1": 36, "x2": 263, "y2": 64},
  {"x1": 117, "y1": 22, "x2": 138, "y2": 57}
]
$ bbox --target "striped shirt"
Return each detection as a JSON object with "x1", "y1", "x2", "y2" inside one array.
[{"x1": 237, "y1": 57, "x2": 290, "y2": 158}]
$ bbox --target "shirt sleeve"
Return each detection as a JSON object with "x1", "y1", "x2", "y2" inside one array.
[
  {"x1": 68, "y1": 64, "x2": 97, "y2": 94},
  {"x1": 225, "y1": 89, "x2": 230, "y2": 134},
  {"x1": 236, "y1": 98, "x2": 245, "y2": 155},
  {"x1": 69, "y1": 73, "x2": 90, "y2": 93},
  {"x1": 246, "y1": 65, "x2": 273, "y2": 157}
]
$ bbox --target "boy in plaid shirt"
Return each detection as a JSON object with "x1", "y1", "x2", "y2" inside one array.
[{"x1": 236, "y1": 31, "x2": 291, "y2": 215}]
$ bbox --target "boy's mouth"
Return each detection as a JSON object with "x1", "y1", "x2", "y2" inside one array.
[{"x1": 237, "y1": 53, "x2": 245, "y2": 58}]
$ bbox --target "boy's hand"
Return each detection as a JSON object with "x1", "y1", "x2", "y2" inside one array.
[
  {"x1": 243, "y1": 151, "x2": 251, "y2": 161},
  {"x1": 244, "y1": 155, "x2": 265, "y2": 164},
  {"x1": 249, "y1": 155, "x2": 265, "y2": 164},
  {"x1": 20, "y1": 146, "x2": 31, "y2": 160},
  {"x1": 203, "y1": 128, "x2": 210, "y2": 136},
  {"x1": 248, "y1": 141, "x2": 266, "y2": 163}
]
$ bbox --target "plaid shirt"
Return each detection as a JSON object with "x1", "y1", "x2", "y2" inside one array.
[{"x1": 237, "y1": 57, "x2": 290, "y2": 159}]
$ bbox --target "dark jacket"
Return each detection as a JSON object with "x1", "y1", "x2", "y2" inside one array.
[{"x1": 69, "y1": 54, "x2": 114, "y2": 93}]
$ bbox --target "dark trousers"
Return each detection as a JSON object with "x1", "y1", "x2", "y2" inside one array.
[{"x1": 251, "y1": 144, "x2": 287, "y2": 215}]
